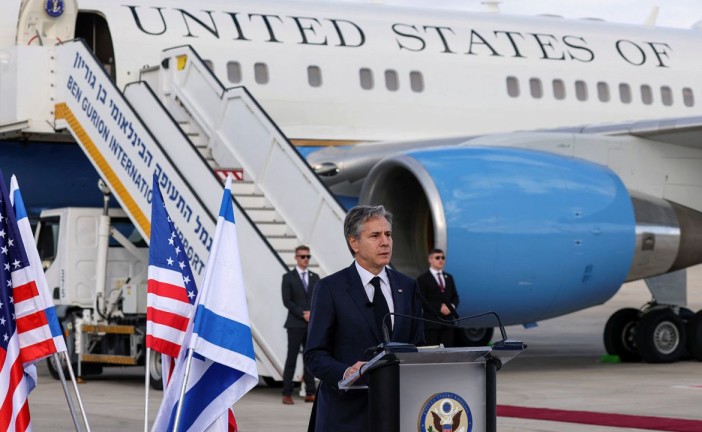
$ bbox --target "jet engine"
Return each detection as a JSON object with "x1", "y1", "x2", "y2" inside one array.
[{"x1": 358, "y1": 146, "x2": 702, "y2": 331}]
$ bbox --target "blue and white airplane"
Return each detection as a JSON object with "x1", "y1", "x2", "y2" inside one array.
[{"x1": 2, "y1": 0, "x2": 702, "y2": 363}]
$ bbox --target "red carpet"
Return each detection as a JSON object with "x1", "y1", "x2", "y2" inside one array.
[{"x1": 497, "y1": 405, "x2": 702, "y2": 432}]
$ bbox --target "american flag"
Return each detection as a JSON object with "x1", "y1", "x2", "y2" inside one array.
[
  {"x1": 146, "y1": 175, "x2": 197, "y2": 363},
  {"x1": 0, "y1": 174, "x2": 33, "y2": 431},
  {"x1": 9, "y1": 176, "x2": 66, "y2": 361},
  {"x1": 152, "y1": 175, "x2": 251, "y2": 432}
]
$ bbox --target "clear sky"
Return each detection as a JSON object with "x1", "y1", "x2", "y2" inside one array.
[{"x1": 308, "y1": 0, "x2": 702, "y2": 29}]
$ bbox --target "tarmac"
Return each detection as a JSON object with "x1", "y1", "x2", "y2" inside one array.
[{"x1": 27, "y1": 266, "x2": 702, "y2": 431}]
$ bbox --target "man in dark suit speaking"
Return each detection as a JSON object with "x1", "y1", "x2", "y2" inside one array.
[
  {"x1": 281, "y1": 245, "x2": 319, "y2": 405},
  {"x1": 304, "y1": 205, "x2": 424, "y2": 431},
  {"x1": 417, "y1": 248, "x2": 460, "y2": 347}
]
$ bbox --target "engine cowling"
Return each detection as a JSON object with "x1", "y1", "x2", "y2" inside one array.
[{"x1": 360, "y1": 146, "x2": 638, "y2": 325}]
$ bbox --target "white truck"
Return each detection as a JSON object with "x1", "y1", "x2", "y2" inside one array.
[{"x1": 36, "y1": 204, "x2": 165, "y2": 389}]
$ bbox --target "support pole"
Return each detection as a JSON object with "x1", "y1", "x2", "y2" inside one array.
[
  {"x1": 52, "y1": 354, "x2": 82, "y2": 432},
  {"x1": 145, "y1": 348, "x2": 151, "y2": 432},
  {"x1": 64, "y1": 351, "x2": 92, "y2": 432},
  {"x1": 485, "y1": 358, "x2": 499, "y2": 432}
]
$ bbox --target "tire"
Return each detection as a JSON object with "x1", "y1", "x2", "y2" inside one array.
[
  {"x1": 687, "y1": 310, "x2": 702, "y2": 361},
  {"x1": 47, "y1": 354, "x2": 69, "y2": 380},
  {"x1": 455, "y1": 327, "x2": 494, "y2": 347},
  {"x1": 603, "y1": 308, "x2": 641, "y2": 362},
  {"x1": 149, "y1": 349, "x2": 164, "y2": 390},
  {"x1": 636, "y1": 309, "x2": 687, "y2": 363}
]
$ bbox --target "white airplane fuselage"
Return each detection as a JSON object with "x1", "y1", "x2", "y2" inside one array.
[
  {"x1": 4, "y1": 0, "x2": 701, "y2": 143},
  {"x1": 5, "y1": 0, "x2": 702, "y2": 364}
]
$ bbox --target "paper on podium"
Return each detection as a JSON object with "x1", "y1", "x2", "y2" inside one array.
[{"x1": 338, "y1": 350, "x2": 395, "y2": 390}]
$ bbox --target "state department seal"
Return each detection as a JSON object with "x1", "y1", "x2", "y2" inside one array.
[{"x1": 418, "y1": 392, "x2": 472, "y2": 432}]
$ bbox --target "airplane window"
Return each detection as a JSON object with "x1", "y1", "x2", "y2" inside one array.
[
  {"x1": 227, "y1": 62, "x2": 242, "y2": 83},
  {"x1": 660, "y1": 86, "x2": 673, "y2": 106},
  {"x1": 506, "y1": 76, "x2": 519, "y2": 97},
  {"x1": 385, "y1": 70, "x2": 399, "y2": 91},
  {"x1": 255, "y1": 63, "x2": 269, "y2": 84},
  {"x1": 619, "y1": 83, "x2": 632, "y2": 104},
  {"x1": 597, "y1": 82, "x2": 610, "y2": 102},
  {"x1": 641, "y1": 85, "x2": 653, "y2": 105},
  {"x1": 575, "y1": 80, "x2": 588, "y2": 101},
  {"x1": 529, "y1": 78, "x2": 543, "y2": 99},
  {"x1": 683, "y1": 87, "x2": 695, "y2": 107},
  {"x1": 203, "y1": 60, "x2": 215, "y2": 73},
  {"x1": 410, "y1": 71, "x2": 424, "y2": 92},
  {"x1": 360, "y1": 68, "x2": 374, "y2": 90},
  {"x1": 552, "y1": 79, "x2": 566, "y2": 100},
  {"x1": 308, "y1": 66, "x2": 322, "y2": 87}
]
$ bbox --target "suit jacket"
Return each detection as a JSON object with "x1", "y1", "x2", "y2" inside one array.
[
  {"x1": 282, "y1": 268, "x2": 319, "y2": 329},
  {"x1": 417, "y1": 270, "x2": 459, "y2": 330},
  {"x1": 304, "y1": 262, "x2": 424, "y2": 432}
]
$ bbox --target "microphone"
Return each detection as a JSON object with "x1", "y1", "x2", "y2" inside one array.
[
  {"x1": 381, "y1": 311, "x2": 510, "y2": 345},
  {"x1": 380, "y1": 311, "x2": 458, "y2": 345}
]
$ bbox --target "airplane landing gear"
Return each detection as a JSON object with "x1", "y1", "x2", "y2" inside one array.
[
  {"x1": 604, "y1": 305, "x2": 700, "y2": 363},
  {"x1": 688, "y1": 311, "x2": 702, "y2": 361},
  {"x1": 603, "y1": 308, "x2": 641, "y2": 362},
  {"x1": 635, "y1": 309, "x2": 686, "y2": 363}
]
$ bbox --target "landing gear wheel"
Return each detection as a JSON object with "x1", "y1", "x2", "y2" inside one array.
[
  {"x1": 687, "y1": 310, "x2": 702, "y2": 361},
  {"x1": 149, "y1": 349, "x2": 164, "y2": 390},
  {"x1": 456, "y1": 327, "x2": 494, "y2": 347},
  {"x1": 636, "y1": 309, "x2": 686, "y2": 363},
  {"x1": 603, "y1": 308, "x2": 641, "y2": 362}
]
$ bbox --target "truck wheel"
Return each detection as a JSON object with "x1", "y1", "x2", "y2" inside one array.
[
  {"x1": 47, "y1": 354, "x2": 71, "y2": 380},
  {"x1": 636, "y1": 309, "x2": 686, "y2": 363},
  {"x1": 603, "y1": 308, "x2": 640, "y2": 362},
  {"x1": 687, "y1": 310, "x2": 702, "y2": 361},
  {"x1": 149, "y1": 349, "x2": 164, "y2": 390}
]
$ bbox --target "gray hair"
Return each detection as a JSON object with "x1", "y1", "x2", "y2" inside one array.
[{"x1": 343, "y1": 205, "x2": 393, "y2": 256}]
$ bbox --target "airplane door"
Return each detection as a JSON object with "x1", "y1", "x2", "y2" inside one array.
[{"x1": 75, "y1": 12, "x2": 115, "y2": 79}]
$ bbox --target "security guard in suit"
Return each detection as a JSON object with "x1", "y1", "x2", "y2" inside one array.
[
  {"x1": 417, "y1": 248, "x2": 459, "y2": 347},
  {"x1": 281, "y1": 245, "x2": 319, "y2": 404}
]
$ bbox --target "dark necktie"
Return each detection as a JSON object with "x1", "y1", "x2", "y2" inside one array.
[
  {"x1": 437, "y1": 272, "x2": 445, "y2": 293},
  {"x1": 370, "y1": 276, "x2": 391, "y2": 336},
  {"x1": 301, "y1": 271, "x2": 308, "y2": 292}
]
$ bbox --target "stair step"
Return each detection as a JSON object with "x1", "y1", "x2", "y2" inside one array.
[
  {"x1": 257, "y1": 221, "x2": 290, "y2": 236},
  {"x1": 237, "y1": 195, "x2": 269, "y2": 208},
  {"x1": 246, "y1": 208, "x2": 282, "y2": 222},
  {"x1": 269, "y1": 236, "x2": 301, "y2": 251},
  {"x1": 230, "y1": 181, "x2": 260, "y2": 195}
]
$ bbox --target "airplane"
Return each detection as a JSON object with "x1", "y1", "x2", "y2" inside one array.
[{"x1": 2, "y1": 0, "x2": 702, "y2": 365}]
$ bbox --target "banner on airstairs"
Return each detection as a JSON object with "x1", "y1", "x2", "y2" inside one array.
[{"x1": 53, "y1": 41, "x2": 214, "y2": 281}]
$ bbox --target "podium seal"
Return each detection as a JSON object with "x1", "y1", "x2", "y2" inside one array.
[{"x1": 418, "y1": 392, "x2": 472, "y2": 432}]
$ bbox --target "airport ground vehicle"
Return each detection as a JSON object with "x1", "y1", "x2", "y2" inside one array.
[{"x1": 36, "y1": 204, "x2": 165, "y2": 389}]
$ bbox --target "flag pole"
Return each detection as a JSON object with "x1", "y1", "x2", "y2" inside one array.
[
  {"x1": 64, "y1": 351, "x2": 92, "y2": 432},
  {"x1": 52, "y1": 354, "x2": 83, "y2": 432},
  {"x1": 172, "y1": 348, "x2": 195, "y2": 432},
  {"x1": 144, "y1": 347, "x2": 151, "y2": 432}
]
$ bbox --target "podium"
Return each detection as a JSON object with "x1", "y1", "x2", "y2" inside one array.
[{"x1": 339, "y1": 340, "x2": 525, "y2": 432}]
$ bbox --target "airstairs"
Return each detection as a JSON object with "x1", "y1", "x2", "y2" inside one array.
[
  {"x1": 138, "y1": 46, "x2": 348, "y2": 272},
  {"x1": 0, "y1": 39, "x2": 348, "y2": 381}
]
